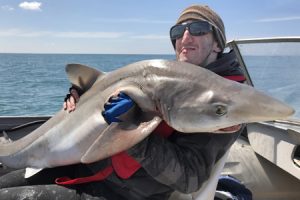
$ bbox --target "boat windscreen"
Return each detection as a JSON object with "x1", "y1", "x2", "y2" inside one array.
[{"x1": 237, "y1": 41, "x2": 300, "y2": 119}]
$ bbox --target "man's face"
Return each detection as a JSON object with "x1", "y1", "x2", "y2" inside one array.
[{"x1": 175, "y1": 21, "x2": 221, "y2": 66}]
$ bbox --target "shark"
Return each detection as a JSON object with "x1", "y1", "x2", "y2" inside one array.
[{"x1": 0, "y1": 59, "x2": 294, "y2": 174}]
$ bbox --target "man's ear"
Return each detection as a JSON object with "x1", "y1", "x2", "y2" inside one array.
[{"x1": 212, "y1": 41, "x2": 222, "y2": 53}]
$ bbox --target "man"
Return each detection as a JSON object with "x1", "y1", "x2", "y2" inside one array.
[{"x1": 0, "y1": 4, "x2": 246, "y2": 200}]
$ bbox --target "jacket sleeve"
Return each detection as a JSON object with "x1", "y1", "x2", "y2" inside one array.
[{"x1": 127, "y1": 129, "x2": 242, "y2": 193}]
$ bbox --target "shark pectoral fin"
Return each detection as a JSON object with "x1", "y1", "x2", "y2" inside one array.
[
  {"x1": 81, "y1": 116, "x2": 162, "y2": 164},
  {"x1": 65, "y1": 63, "x2": 105, "y2": 92},
  {"x1": 24, "y1": 167, "x2": 43, "y2": 178}
]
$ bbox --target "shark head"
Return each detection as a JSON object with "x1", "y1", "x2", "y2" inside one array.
[{"x1": 156, "y1": 67, "x2": 295, "y2": 133}]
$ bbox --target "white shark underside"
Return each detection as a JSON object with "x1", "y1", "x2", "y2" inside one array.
[{"x1": 0, "y1": 59, "x2": 294, "y2": 170}]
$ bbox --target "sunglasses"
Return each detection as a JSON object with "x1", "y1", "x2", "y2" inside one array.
[{"x1": 170, "y1": 21, "x2": 213, "y2": 40}]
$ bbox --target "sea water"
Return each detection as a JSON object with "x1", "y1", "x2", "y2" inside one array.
[
  {"x1": 0, "y1": 53, "x2": 174, "y2": 116},
  {"x1": 0, "y1": 53, "x2": 299, "y2": 118}
]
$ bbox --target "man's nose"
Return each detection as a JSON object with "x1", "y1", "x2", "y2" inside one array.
[{"x1": 181, "y1": 29, "x2": 193, "y2": 43}]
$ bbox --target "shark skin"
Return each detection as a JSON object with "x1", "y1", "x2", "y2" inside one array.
[{"x1": 0, "y1": 59, "x2": 295, "y2": 170}]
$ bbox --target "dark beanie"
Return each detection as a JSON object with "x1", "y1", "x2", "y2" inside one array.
[{"x1": 172, "y1": 5, "x2": 226, "y2": 51}]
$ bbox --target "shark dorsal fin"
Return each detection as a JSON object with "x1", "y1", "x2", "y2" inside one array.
[{"x1": 66, "y1": 63, "x2": 105, "y2": 92}]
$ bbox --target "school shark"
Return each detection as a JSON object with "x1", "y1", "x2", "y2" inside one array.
[{"x1": 0, "y1": 59, "x2": 294, "y2": 172}]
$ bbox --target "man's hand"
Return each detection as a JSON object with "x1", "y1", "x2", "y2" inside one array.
[{"x1": 63, "y1": 87, "x2": 80, "y2": 112}]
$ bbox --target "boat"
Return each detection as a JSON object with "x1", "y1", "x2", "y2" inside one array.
[
  {"x1": 222, "y1": 37, "x2": 300, "y2": 200},
  {"x1": 1, "y1": 37, "x2": 300, "y2": 199}
]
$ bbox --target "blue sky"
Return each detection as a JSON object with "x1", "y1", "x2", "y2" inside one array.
[{"x1": 1, "y1": 0, "x2": 300, "y2": 54}]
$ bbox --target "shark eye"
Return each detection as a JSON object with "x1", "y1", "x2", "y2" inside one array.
[{"x1": 214, "y1": 104, "x2": 227, "y2": 116}]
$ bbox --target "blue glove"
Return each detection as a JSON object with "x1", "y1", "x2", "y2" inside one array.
[{"x1": 102, "y1": 92, "x2": 135, "y2": 124}]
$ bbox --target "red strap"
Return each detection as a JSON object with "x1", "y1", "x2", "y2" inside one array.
[
  {"x1": 111, "y1": 151, "x2": 142, "y2": 179},
  {"x1": 153, "y1": 121, "x2": 174, "y2": 138},
  {"x1": 223, "y1": 75, "x2": 246, "y2": 82},
  {"x1": 55, "y1": 165, "x2": 113, "y2": 185}
]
